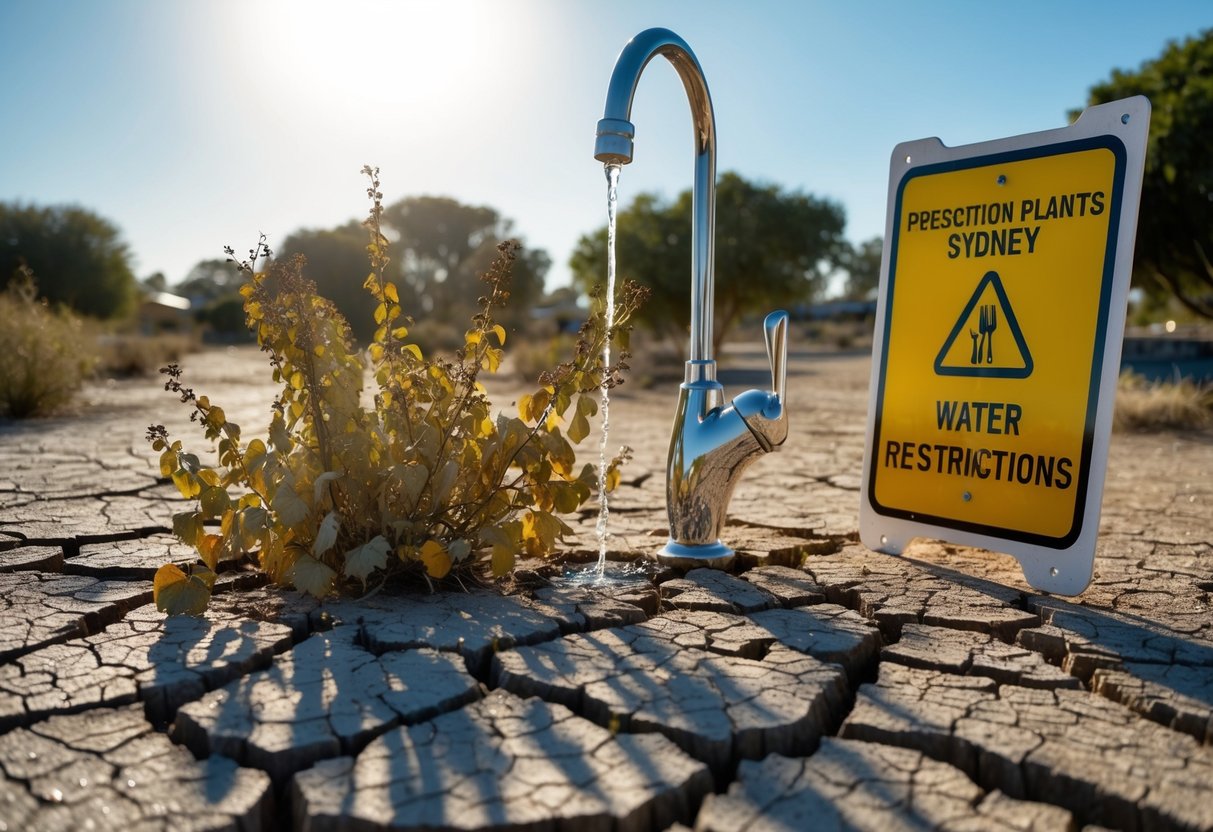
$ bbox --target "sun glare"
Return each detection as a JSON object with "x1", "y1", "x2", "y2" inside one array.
[{"x1": 234, "y1": 0, "x2": 501, "y2": 127}]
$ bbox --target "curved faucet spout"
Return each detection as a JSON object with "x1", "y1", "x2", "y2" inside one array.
[
  {"x1": 594, "y1": 29, "x2": 790, "y2": 569},
  {"x1": 594, "y1": 28, "x2": 716, "y2": 366}
]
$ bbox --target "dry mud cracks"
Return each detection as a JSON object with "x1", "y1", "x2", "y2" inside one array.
[{"x1": 1, "y1": 346, "x2": 1211, "y2": 831}]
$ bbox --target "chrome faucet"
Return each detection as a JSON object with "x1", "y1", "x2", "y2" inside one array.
[{"x1": 594, "y1": 28, "x2": 790, "y2": 569}]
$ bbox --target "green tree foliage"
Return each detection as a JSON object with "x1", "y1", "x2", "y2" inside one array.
[
  {"x1": 570, "y1": 172, "x2": 848, "y2": 352},
  {"x1": 275, "y1": 221, "x2": 380, "y2": 341},
  {"x1": 142, "y1": 272, "x2": 169, "y2": 293},
  {"x1": 277, "y1": 197, "x2": 547, "y2": 344},
  {"x1": 844, "y1": 237, "x2": 883, "y2": 300},
  {"x1": 0, "y1": 203, "x2": 137, "y2": 319},
  {"x1": 196, "y1": 295, "x2": 249, "y2": 336},
  {"x1": 1079, "y1": 28, "x2": 1213, "y2": 318},
  {"x1": 177, "y1": 258, "x2": 244, "y2": 303}
]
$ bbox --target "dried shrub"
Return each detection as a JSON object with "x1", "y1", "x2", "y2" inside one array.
[
  {"x1": 97, "y1": 333, "x2": 197, "y2": 378},
  {"x1": 0, "y1": 268, "x2": 96, "y2": 418},
  {"x1": 148, "y1": 168, "x2": 647, "y2": 613},
  {"x1": 1115, "y1": 371, "x2": 1213, "y2": 432}
]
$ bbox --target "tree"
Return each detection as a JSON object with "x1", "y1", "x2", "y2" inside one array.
[
  {"x1": 176, "y1": 258, "x2": 244, "y2": 304},
  {"x1": 382, "y1": 196, "x2": 546, "y2": 330},
  {"x1": 276, "y1": 197, "x2": 549, "y2": 343},
  {"x1": 142, "y1": 272, "x2": 169, "y2": 293},
  {"x1": 0, "y1": 202, "x2": 137, "y2": 319},
  {"x1": 843, "y1": 237, "x2": 883, "y2": 300},
  {"x1": 444, "y1": 237, "x2": 548, "y2": 332},
  {"x1": 569, "y1": 172, "x2": 848, "y2": 353},
  {"x1": 276, "y1": 221, "x2": 382, "y2": 342},
  {"x1": 1079, "y1": 28, "x2": 1213, "y2": 319}
]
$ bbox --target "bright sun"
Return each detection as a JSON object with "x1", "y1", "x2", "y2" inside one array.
[{"x1": 232, "y1": 0, "x2": 501, "y2": 126}]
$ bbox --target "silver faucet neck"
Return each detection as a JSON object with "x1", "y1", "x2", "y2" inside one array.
[{"x1": 594, "y1": 27, "x2": 717, "y2": 364}]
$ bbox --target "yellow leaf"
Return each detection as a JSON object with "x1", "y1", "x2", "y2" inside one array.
[
  {"x1": 517, "y1": 393, "x2": 533, "y2": 423},
  {"x1": 384, "y1": 282, "x2": 399, "y2": 303},
  {"x1": 269, "y1": 414, "x2": 293, "y2": 452},
  {"x1": 344, "y1": 535, "x2": 391, "y2": 585},
  {"x1": 290, "y1": 371, "x2": 305, "y2": 390},
  {"x1": 313, "y1": 510, "x2": 340, "y2": 556},
  {"x1": 171, "y1": 469, "x2": 201, "y2": 499},
  {"x1": 531, "y1": 389, "x2": 552, "y2": 420},
  {"x1": 290, "y1": 553, "x2": 336, "y2": 598},
  {"x1": 159, "y1": 448, "x2": 177, "y2": 478},
  {"x1": 465, "y1": 330, "x2": 482, "y2": 347},
  {"x1": 245, "y1": 438, "x2": 268, "y2": 466},
  {"x1": 199, "y1": 486, "x2": 230, "y2": 518},
  {"x1": 420, "y1": 540, "x2": 452, "y2": 579},
  {"x1": 568, "y1": 410, "x2": 590, "y2": 444},
  {"x1": 205, "y1": 405, "x2": 226, "y2": 429},
  {"x1": 403, "y1": 343, "x2": 423, "y2": 361},
  {"x1": 374, "y1": 302, "x2": 388, "y2": 324},
  {"x1": 481, "y1": 348, "x2": 502, "y2": 373},
  {"x1": 491, "y1": 546, "x2": 515, "y2": 577},
  {"x1": 153, "y1": 563, "x2": 211, "y2": 616},
  {"x1": 369, "y1": 343, "x2": 385, "y2": 362},
  {"x1": 491, "y1": 324, "x2": 506, "y2": 346},
  {"x1": 197, "y1": 534, "x2": 222, "y2": 571},
  {"x1": 391, "y1": 326, "x2": 409, "y2": 339},
  {"x1": 272, "y1": 481, "x2": 310, "y2": 526}
]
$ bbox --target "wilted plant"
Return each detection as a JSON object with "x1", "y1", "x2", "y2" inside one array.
[
  {"x1": 148, "y1": 167, "x2": 647, "y2": 614},
  {"x1": 0, "y1": 267, "x2": 96, "y2": 418}
]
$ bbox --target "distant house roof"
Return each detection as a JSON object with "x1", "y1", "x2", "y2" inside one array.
[{"x1": 144, "y1": 291, "x2": 191, "y2": 311}]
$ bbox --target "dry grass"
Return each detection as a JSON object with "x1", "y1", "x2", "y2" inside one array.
[
  {"x1": 0, "y1": 274, "x2": 97, "y2": 418},
  {"x1": 95, "y1": 332, "x2": 197, "y2": 378},
  {"x1": 1115, "y1": 371, "x2": 1213, "y2": 432}
]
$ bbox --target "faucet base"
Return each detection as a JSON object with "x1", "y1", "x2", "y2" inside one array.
[{"x1": 654, "y1": 539, "x2": 735, "y2": 571}]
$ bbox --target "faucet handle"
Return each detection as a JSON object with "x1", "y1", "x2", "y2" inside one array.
[{"x1": 764, "y1": 310, "x2": 788, "y2": 402}]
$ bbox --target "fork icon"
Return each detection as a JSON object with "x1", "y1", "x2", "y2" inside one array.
[{"x1": 977, "y1": 304, "x2": 997, "y2": 364}]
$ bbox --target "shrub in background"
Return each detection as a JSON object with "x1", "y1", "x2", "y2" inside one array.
[
  {"x1": 96, "y1": 333, "x2": 198, "y2": 378},
  {"x1": 148, "y1": 168, "x2": 646, "y2": 614},
  {"x1": 0, "y1": 268, "x2": 97, "y2": 418},
  {"x1": 1115, "y1": 371, "x2": 1213, "y2": 432}
]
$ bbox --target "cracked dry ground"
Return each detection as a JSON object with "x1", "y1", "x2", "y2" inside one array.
[{"x1": 1, "y1": 345, "x2": 1211, "y2": 832}]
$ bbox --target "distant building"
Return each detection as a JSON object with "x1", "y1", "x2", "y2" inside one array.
[{"x1": 136, "y1": 290, "x2": 192, "y2": 334}]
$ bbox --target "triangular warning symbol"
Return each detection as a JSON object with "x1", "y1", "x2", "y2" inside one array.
[{"x1": 934, "y1": 270, "x2": 1033, "y2": 379}]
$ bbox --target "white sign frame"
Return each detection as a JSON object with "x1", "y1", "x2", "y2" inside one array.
[{"x1": 860, "y1": 96, "x2": 1151, "y2": 595}]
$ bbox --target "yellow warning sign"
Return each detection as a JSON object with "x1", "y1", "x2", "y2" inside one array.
[{"x1": 869, "y1": 140, "x2": 1124, "y2": 546}]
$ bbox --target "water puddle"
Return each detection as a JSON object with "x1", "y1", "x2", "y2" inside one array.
[{"x1": 562, "y1": 557, "x2": 651, "y2": 587}]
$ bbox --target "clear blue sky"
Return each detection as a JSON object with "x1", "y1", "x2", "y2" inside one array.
[{"x1": 1, "y1": 0, "x2": 1208, "y2": 293}]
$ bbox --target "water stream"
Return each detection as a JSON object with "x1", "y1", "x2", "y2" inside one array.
[{"x1": 594, "y1": 163, "x2": 621, "y2": 579}]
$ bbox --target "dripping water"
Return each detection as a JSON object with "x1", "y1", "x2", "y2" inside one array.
[{"x1": 594, "y1": 163, "x2": 621, "y2": 579}]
